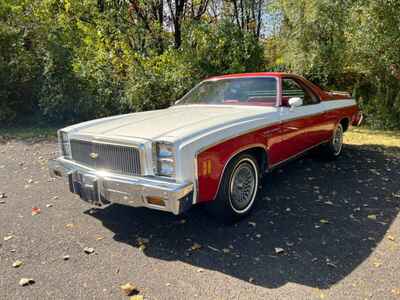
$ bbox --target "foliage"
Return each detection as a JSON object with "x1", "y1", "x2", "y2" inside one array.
[
  {"x1": 272, "y1": 0, "x2": 400, "y2": 128},
  {"x1": 0, "y1": 0, "x2": 399, "y2": 129},
  {"x1": 347, "y1": 0, "x2": 400, "y2": 129},
  {"x1": 0, "y1": 2, "x2": 41, "y2": 122}
]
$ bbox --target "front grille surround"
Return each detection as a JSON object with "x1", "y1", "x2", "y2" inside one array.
[{"x1": 70, "y1": 139, "x2": 142, "y2": 176}]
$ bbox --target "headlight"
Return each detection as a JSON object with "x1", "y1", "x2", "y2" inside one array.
[
  {"x1": 58, "y1": 130, "x2": 71, "y2": 158},
  {"x1": 154, "y1": 142, "x2": 175, "y2": 177}
]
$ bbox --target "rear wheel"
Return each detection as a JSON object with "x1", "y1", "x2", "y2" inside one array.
[
  {"x1": 323, "y1": 123, "x2": 344, "y2": 159},
  {"x1": 206, "y1": 154, "x2": 260, "y2": 223}
]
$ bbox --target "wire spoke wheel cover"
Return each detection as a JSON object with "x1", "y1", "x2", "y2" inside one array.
[
  {"x1": 229, "y1": 158, "x2": 258, "y2": 213},
  {"x1": 332, "y1": 124, "x2": 343, "y2": 155}
]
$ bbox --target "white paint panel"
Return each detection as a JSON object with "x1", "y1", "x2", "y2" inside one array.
[{"x1": 61, "y1": 99, "x2": 357, "y2": 204}]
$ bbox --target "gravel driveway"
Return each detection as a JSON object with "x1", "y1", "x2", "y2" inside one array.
[{"x1": 1, "y1": 138, "x2": 400, "y2": 299}]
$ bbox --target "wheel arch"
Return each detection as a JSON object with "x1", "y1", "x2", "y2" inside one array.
[
  {"x1": 339, "y1": 117, "x2": 350, "y2": 132},
  {"x1": 196, "y1": 144, "x2": 268, "y2": 203}
]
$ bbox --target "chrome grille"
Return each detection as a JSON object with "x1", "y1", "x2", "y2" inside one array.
[{"x1": 70, "y1": 139, "x2": 141, "y2": 175}]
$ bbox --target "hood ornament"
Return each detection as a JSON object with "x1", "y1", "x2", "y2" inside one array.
[{"x1": 89, "y1": 152, "x2": 99, "y2": 160}]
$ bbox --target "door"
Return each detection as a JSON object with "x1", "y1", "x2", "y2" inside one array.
[{"x1": 277, "y1": 77, "x2": 325, "y2": 162}]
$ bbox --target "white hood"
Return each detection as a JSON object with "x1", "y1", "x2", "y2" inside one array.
[{"x1": 68, "y1": 105, "x2": 276, "y2": 142}]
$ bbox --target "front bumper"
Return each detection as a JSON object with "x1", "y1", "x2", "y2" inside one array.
[{"x1": 48, "y1": 158, "x2": 193, "y2": 215}]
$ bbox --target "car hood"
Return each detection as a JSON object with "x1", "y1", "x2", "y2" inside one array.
[{"x1": 68, "y1": 105, "x2": 276, "y2": 142}]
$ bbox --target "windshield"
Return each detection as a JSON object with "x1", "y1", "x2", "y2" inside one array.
[{"x1": 176, "y1": 77, "x2": 277, "y2": 106}]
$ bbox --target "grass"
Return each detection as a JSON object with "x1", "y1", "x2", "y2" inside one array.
[
  {"x1": 345, "y1": 127, "x2": 400, "y2": 148},
  {"x1": 0, "y1": 124, "x2": 399, "y2": 149},
  {"x1": 0, "y1": 125, "x2": 58, "y2": 140}
]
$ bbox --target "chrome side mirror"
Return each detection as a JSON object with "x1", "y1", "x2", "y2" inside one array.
[{"x1": 288, "y1": 97, "x2": 303, "y2": 109}]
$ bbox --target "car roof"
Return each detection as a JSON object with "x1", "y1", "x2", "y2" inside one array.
[
  {"x1": 205, "y1": 72, "x2": 346, "y2": 101},
  {"x1": 207, "y1": 72, "x2": 292, "y2": 80}
]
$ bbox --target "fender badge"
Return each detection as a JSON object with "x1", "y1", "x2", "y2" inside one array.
[{"x1": 89, "y1": 152, "x2": 99, "y2": 160}]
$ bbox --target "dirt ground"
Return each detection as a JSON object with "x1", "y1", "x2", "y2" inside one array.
[{"x1": 0, "y1": 128, "x2": 399, "y2": 299}]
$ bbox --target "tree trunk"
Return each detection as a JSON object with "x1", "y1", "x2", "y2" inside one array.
[{"x1": 174, "y1": 20, "x2": 182, "y2": 48}]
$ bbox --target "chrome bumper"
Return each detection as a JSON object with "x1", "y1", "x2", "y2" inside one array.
[{"x1": 48, "y1": 158, "x2": 193, "y2": 215}]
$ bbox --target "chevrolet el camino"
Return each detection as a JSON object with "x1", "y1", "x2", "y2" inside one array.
[{"x1": 49, "y1": 72, "x2": 362, "y2": 222}]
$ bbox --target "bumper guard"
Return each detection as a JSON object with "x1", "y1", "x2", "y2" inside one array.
[{"x1": 48, "y1": 158, "x2": 193, "y2": 215}]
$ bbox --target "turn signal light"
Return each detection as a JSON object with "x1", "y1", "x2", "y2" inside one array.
[
  {"x1": 202, "y1": 160, "x2": 212, "y2": 176},
  {"x1": 146, "y1": 196, "x2": 166, "y2": 207}
]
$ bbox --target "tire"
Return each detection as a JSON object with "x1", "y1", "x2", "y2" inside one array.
[
  {"x1": 205, "y1": 153, "x2": 260, "y2": 223},
  {"x1": 323, "y1": 123, "x2": 344, "y2": 159}
]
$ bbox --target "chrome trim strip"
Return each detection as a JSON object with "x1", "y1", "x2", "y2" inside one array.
[{"x1": 193, "y1": 156, "x2": 199, "y2": 204}]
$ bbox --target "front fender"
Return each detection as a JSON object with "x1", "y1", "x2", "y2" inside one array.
[{"x1": 195, "y1": 129, "x2": 269, "y2": 203}]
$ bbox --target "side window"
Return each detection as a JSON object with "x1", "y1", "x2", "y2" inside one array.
[{"x1": 282, "y1": 78, "x2": 319, "y2": 106}]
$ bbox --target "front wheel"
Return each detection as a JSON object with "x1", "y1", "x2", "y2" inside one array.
[
  {"x1": 323, "y1": 123, "x2": 344, "y2": 159},
  {"x1": 205, "y1": 154, "x2": 260, "y2": 223}
]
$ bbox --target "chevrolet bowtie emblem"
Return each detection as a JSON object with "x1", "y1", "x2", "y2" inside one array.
[{"x1": 89, "y1": 152, "x2": 99, "y2": 160}]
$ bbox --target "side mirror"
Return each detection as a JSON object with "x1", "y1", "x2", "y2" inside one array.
[{"x1": 288, "y1": 97, "x2": 303, "y2": 109}]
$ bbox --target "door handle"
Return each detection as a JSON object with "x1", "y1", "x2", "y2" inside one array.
[{"x1": 262, "y1": 128, "x2": 280, "y2": 136}]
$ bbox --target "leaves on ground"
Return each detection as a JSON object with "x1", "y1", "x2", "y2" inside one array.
[
  {"x1": 137, "y1": 237, "x2": 149, "y2": 245},
  {"x1": 387, "y1": 235, "x2": 395, "y2": 241},
  {"x1": 137, "y1": 237, "x2": 149, "y2": 251},
  {"x1": 392, "y1": 288, "x2": 400, "y2": 296},
  {"x1": 19, "y1": 278, "x2": 35, "y2": 286},
  {"x1": 373, "y1": 261, "x2": 382, "y2": 268},
  {"x1": 12, "y1": 260, "x2": 23, "y2": 268},
  {"x1": 189, "y1": 243, "x2": 202, "y2": 251},
  {"x1": 4, "y1": 235, "x2": 14, "y2": 241},
  {"x1": 368, "y1": 214, "x2": 377, "y2": 220},
  {"x1": 326, "y1": 262, "x2": 337, "y2": 268},
  {"x1": 83, "y1": 247, "x2": 95, "y2": 254},
  {"x1": 31, "y1": 207, "x2": 41, "y2": 216},
  {"x1": 319, "y1": 219, "x2": 330, "y2": 224},
  {"x1": 120, "y1": 282, "x2": 139, "y2": 296}
]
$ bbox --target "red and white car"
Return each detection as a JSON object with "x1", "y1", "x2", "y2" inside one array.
[{"x1": 49, "y1": 72, "x2": 362, "y2": 222}]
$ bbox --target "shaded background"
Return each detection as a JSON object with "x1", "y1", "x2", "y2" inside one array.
[{"x1": 1, "y1": 0, "x2": 400, "y2": 129}]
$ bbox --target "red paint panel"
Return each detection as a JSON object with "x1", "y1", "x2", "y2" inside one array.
[
  {"x1": 196, "y1": 125, "x2": 280, "y2": 203},
  {"x1": 196, "y1": 104, "x2": 360, "y2": 204},
  {"x1": 278, "y1": 113, "x2": 322, "y2": 161},
  {"x1": 324, "y1": 105, "x2": 359, "y2": 134}
]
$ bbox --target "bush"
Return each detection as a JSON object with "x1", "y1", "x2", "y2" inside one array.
[
  {"x1": 0, "y1": 24, "x2": 40, "y2": 123},
  {"x1": 123, "y1": 50, "x2": 194, "y2": 112},
  {"x1": 123, "y1": 22, "x2": 265, "y2": 112}
]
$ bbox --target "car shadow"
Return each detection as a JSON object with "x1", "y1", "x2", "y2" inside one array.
[{"x1": 85, "y1": 144, "x2": 400, "y2": 289}]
